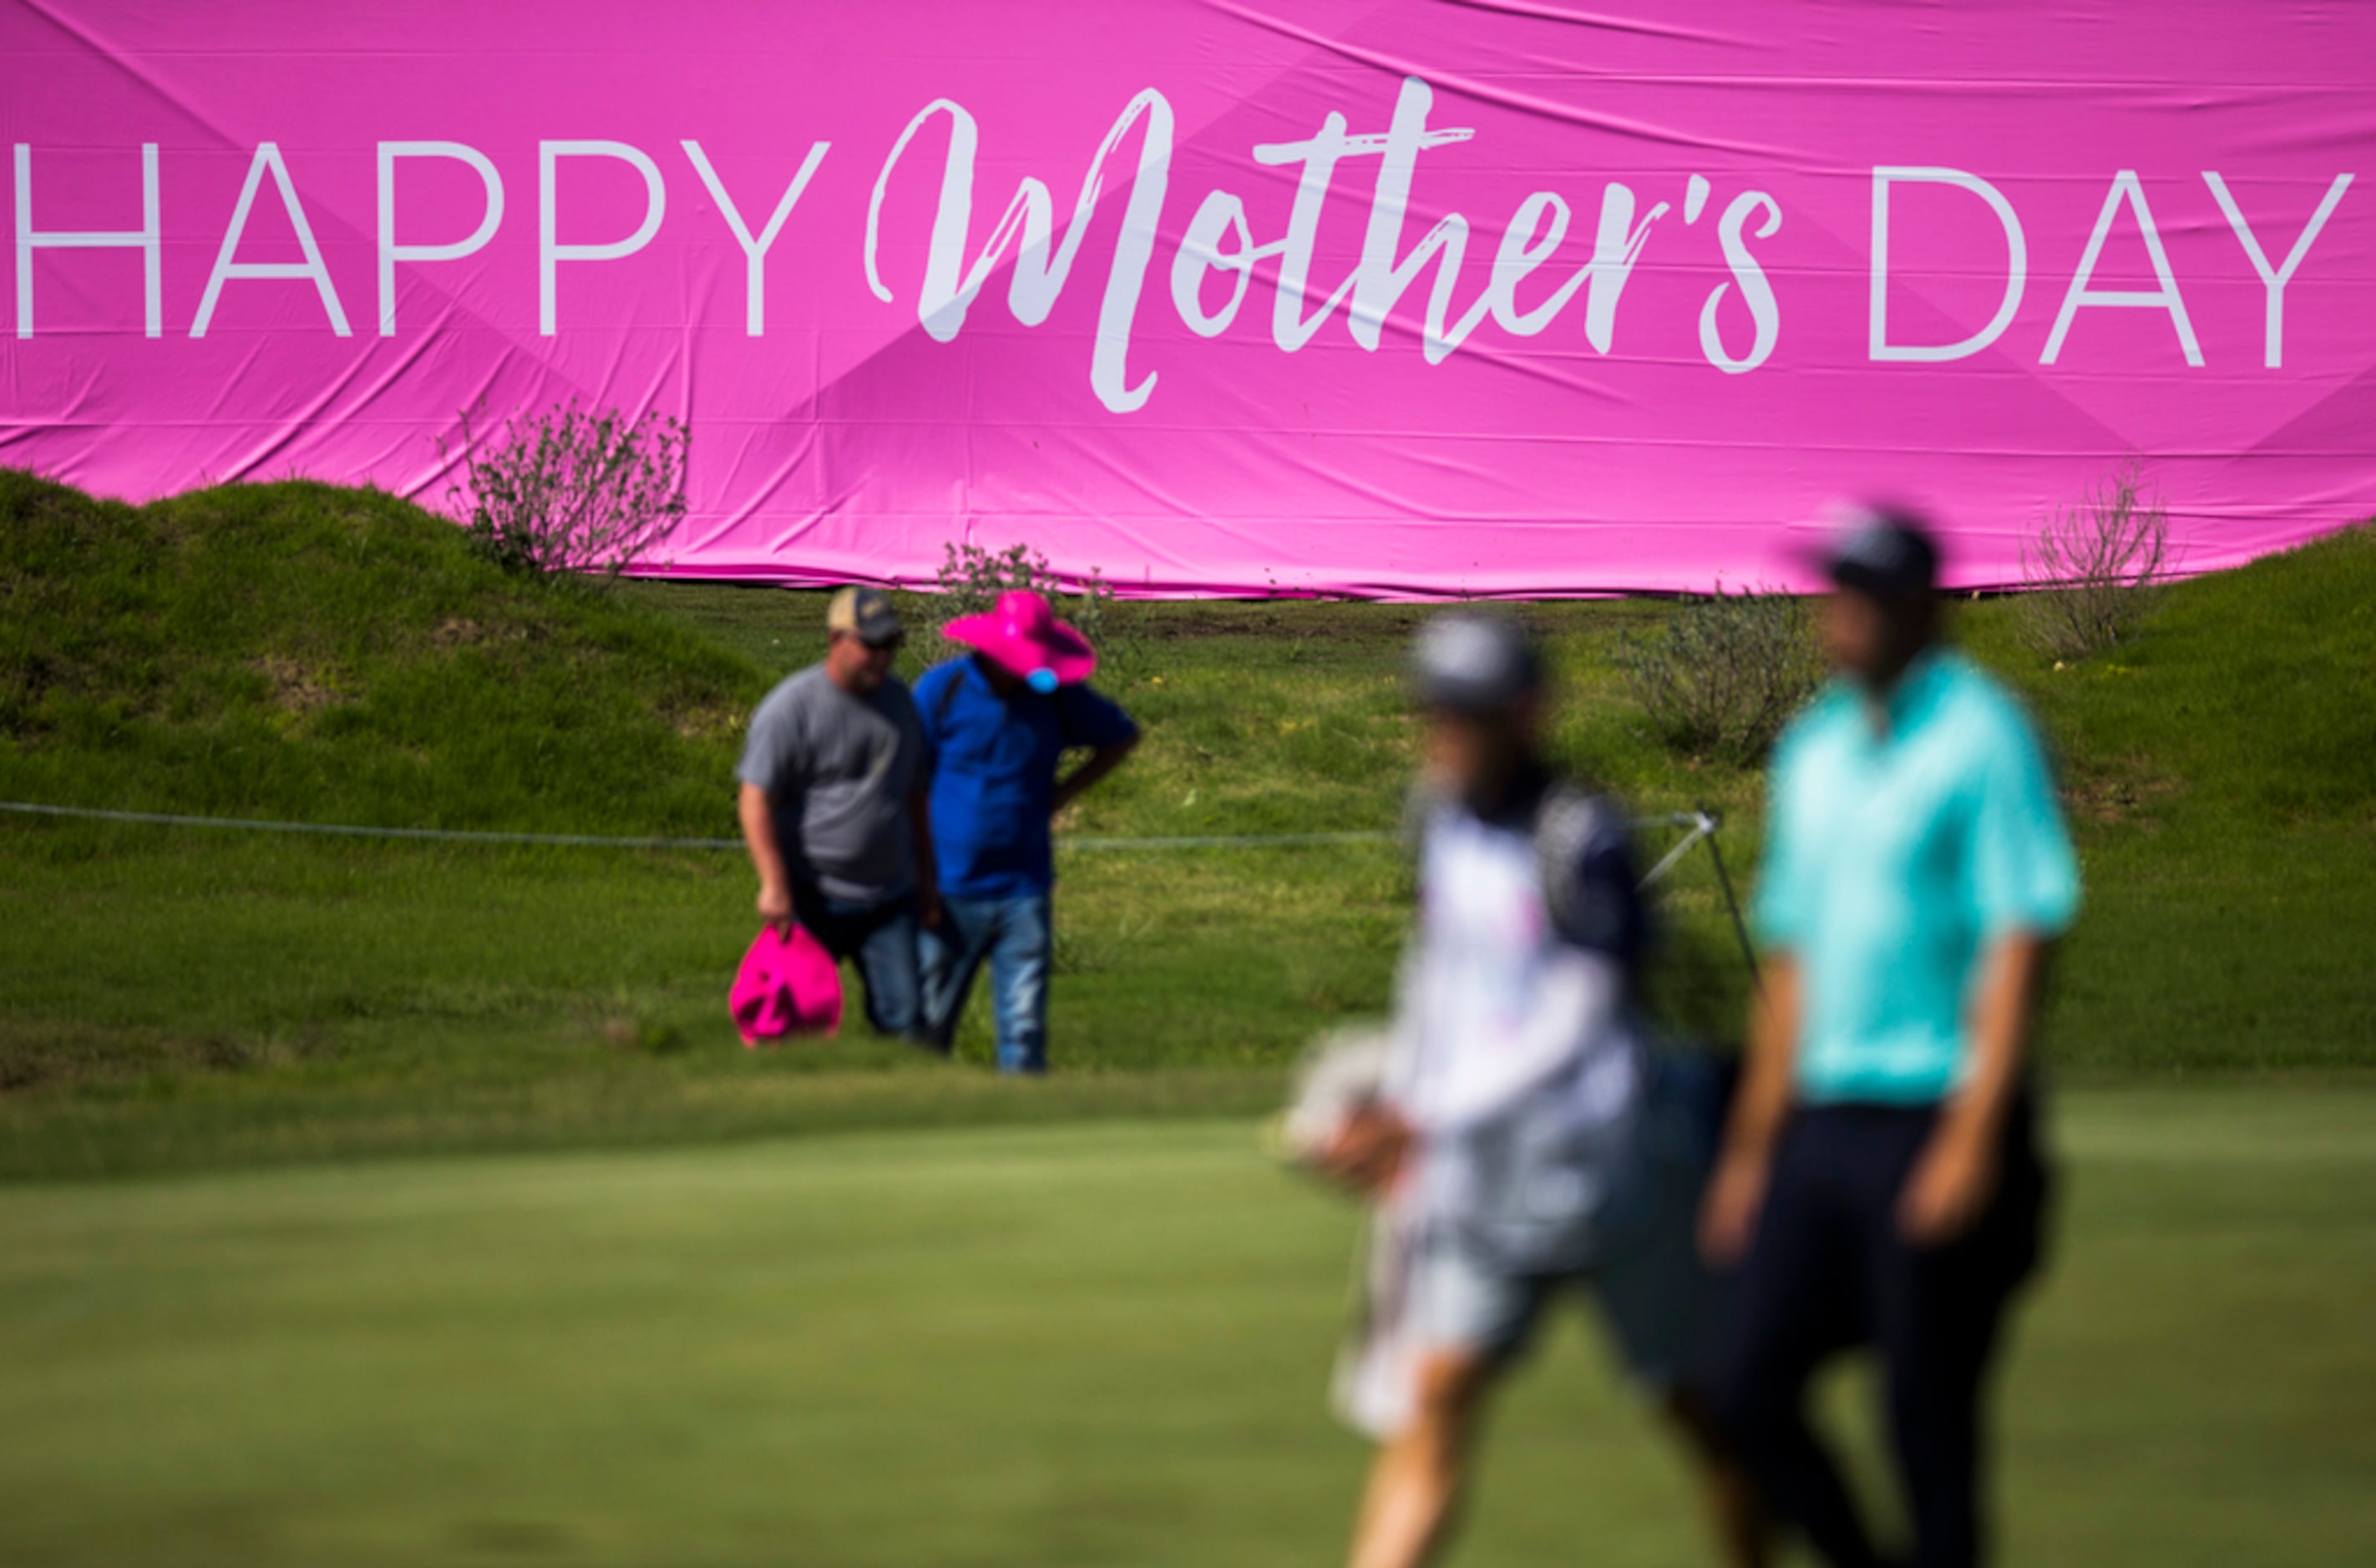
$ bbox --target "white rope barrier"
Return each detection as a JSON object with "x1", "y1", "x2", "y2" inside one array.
[
  {"x1": 0, "y1": 800, "x2": 1725, "y2": 862},
  {"x1": 0, "y1": 799, "x2": 1406, "y2": 854}
]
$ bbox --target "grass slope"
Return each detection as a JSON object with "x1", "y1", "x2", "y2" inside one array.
[
  {"x1": 0, "y1": 1091, "x2": 2368, "y2": 1567},
  {"x1": 0, "y1": 470, "x2": 761, "y2": 835},
  {"x1": 1, "y1": 474, "x2": 2370, "y2": 1177},
  {"x1": 1959, "y1": 528, "x2": 2376, "y2": 1071}
]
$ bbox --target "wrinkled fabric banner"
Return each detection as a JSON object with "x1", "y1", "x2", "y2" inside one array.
[{"x1": 2, "y1": 1, "x2": 2371, "y2": 595}]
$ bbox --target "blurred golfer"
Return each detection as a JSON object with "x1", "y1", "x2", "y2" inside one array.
[
  {"x1": 1702, "y1": 508, "x2": 2080, "y2": 1568},
  {"x1": 1307, "y1": 610, "x2": 1761, "y2": 1568},
  {"x1": 914, "y1": 589, "x2": 1138, "y2": 1074},
  {"x1": 736, "y1": 587, "x2": 940, "y2": 1044}
]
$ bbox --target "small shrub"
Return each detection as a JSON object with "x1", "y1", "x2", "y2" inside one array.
[
  {"x1": 930, "y1": 541, "x2": 1056, "y2": 631},
  {"x1": 930, "y1": 540, "x2": 1132, "y2": 676},
  {"x1": 2017, "y1": 463, "x2": 2171, "y2": 660},
  {"x1": 440, "y1": 399, "x2": 688, "y2": 579},
  {"x1": 1614, "y1": 585, "x2": 1821, "y2": 766}
]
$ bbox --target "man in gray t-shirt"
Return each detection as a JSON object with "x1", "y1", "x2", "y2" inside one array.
[{"x1": 735, "y1": 588, "x2": 940, "y2": 1043}]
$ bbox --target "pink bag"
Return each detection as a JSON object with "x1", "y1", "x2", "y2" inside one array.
[{"x1": 730, "y1": 923, "x2": 844, "y2": 1045}]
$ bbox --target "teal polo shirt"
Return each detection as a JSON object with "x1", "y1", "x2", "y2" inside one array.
[{"x1": 1754, "y1": 650, "x2": 2080, "y2": 1105}]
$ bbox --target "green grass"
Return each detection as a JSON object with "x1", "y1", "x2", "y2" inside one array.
[
  {"x1": 1958, "y1": 543, "x2": 2376, "y2": 1073},
  {"x1": 2, "y1": 473, "x2": 2371, "y2": 1178},
  {"x1": 2, "y1": 478, "x2": 2368, "y2": 1561},
  {"x1": 0, "y1": 471, "x2": 762, "y2": 836},
  {"x1": 0, "y1": 1090, "x2": 2367, "y2": 1568}
]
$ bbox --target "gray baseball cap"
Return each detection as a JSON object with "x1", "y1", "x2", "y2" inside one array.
[
  {"x1": 1813, "y1": 504, "x2": 1941, "y2": 599},
  {"x1": 1411, "y1": 609, "x2": 1543, "y2": 716}
]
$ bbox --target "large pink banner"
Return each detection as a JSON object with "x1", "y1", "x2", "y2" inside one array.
[{"x1": 2, "y1": 2, "x2": 2371, "y2": 595}]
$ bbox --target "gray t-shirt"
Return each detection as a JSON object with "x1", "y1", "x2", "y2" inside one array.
[{"x1": 737, "y1": 664, "x2": 930, "y2": 905}]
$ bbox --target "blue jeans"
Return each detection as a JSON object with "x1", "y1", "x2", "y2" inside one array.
[
  {"x1": 791, "y1": 883, "x2": 928, "y2": 1044},
  {"x1": 921, "y1": 893, "x2": 1052, "y2": 1074}
]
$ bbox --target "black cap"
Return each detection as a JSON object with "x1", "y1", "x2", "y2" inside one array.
[
  {"x1": 826, "y1": 585, "x2": 904, "y2": 647},
  {"x1": 1816, "y1": 504, "x2": 1940, "y2": 599},
  {"x1": 1411, "y1": 610, "x2": 1543, "y2": 715}
]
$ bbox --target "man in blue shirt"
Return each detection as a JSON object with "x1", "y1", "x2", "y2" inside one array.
[
  {"x1": 1702, "y1": 509, "x2": 2080, "y2": 1568},
  {"x1": 914, "y1": 589, "x2": 1139, "y2": 1074}
]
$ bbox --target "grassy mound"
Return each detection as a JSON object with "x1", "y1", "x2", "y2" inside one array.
[
  {"x1": 0, "y1": 472, "x2": 2368, "y2": 1177},
  {"x1": 1976, "y1": 522, "x2": 2376, "y2": 829},
  {"x1": 1953, "y1": 524, "x2": 2376, "y2": 1075},
  {"x1": 0, "y1": 471, "x2": 772, "y2": 835}
]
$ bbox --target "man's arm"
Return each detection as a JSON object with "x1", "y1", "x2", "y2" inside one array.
[
  {"x1": 1899, "y1": 695, "x2": 2075, "y2": 1244},
  {"x1": 1314, "y1": 954, "x2": 1426, "y2": 1199},
  {"x1": 907, "y1": 787, "x2": 942, "y2": 930},
  {"x1": 1899, "y1": 931, "x2": 2049, "y2": 1245},
  {"x1": 1321, "y1": 1104, "x2": 1415, "y2": 1197},
  {"x1": 1325, "y1": 936, "x2": 1629, "y2": 1198},
  {"x1": 1051, "y1": 735, "x2": 1138, "y2": 817},
  {"x1": 738, "y1": 781, "x2": 793, "y2": 932},
  {"x1": 1700, "y1": 954, "x2": 1801, "y2": 1265}
]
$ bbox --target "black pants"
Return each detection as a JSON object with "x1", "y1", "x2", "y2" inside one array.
[{"x1": 1717, "y1": 1095, "x2": 2049, "y2": 1568}]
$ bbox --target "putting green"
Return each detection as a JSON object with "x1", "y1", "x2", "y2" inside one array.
[{"x1": 0, "y1": 1086, "x2": 2368, "y2": 1566}]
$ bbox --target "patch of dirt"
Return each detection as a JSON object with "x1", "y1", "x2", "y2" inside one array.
[
  {"x1": 666, "y1": 696, "x2": 744, "y2": 743},
  {"x1": 251, "y1": 655, "x2": 339, "y2": 717},
  {"x1": 2065, "y1": 763, "x2": 2186, "y2": 827},
  {"x1": 0, "y1": 1020, "x2": 276, "y2": 1095},
  {"x1": 1123, "y1": 599, "x2": 1654, "y2": 650},
  {"x1": 1132, "y1": 603, "x2": 1436, "y2": 646},
  {"x1": 429, "y1": 616, "x2": 534, "y2": 651}
]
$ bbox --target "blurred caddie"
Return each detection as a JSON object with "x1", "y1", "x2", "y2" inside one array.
[
  {"x1": 914, "y1": 589, "x2": 1138, "y2": 1074},
  {"x1": 736, "y1": 587, "x2": 940, "y2": 1044},
  {"x1": 1294, "y1": 609, "x2": 1764, "y2": 1568},
  {"x1": 1701, "y1": 508, "x2": 2080, "y2": 1568}
]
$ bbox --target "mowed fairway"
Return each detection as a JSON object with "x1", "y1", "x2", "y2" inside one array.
[{"x1": 0, "y1": 1088, "x2": 2368, "y2": 1568}]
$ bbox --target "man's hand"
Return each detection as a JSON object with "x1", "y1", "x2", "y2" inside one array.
[
  {"x1": 1898, "y1": 1115, "x2": 1999, "y2": 1247},
  {"x1": 1319, "y1": 1105, "x2": 1414, "y2": 1197},
  {"x1": 1897, "y1": 932, "x2": 2044, "y2": 1247},
  {"x1": 1699, "y1": 1147, "x2": 1771, "y2": 1267},
  {"x1": 919, "y1": 885, "x2": 945, "y2": 932},
  {"x1": 740, "y1": 784, "x2": 797, "y2": 935}
]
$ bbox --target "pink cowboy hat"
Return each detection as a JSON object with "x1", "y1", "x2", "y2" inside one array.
[
  {"x1": 730, "y1": 923, "x2": 844, "y2": 1045},
  {"x1": 942, "y1": 589, "x2": 1097, "y2": 689}
]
